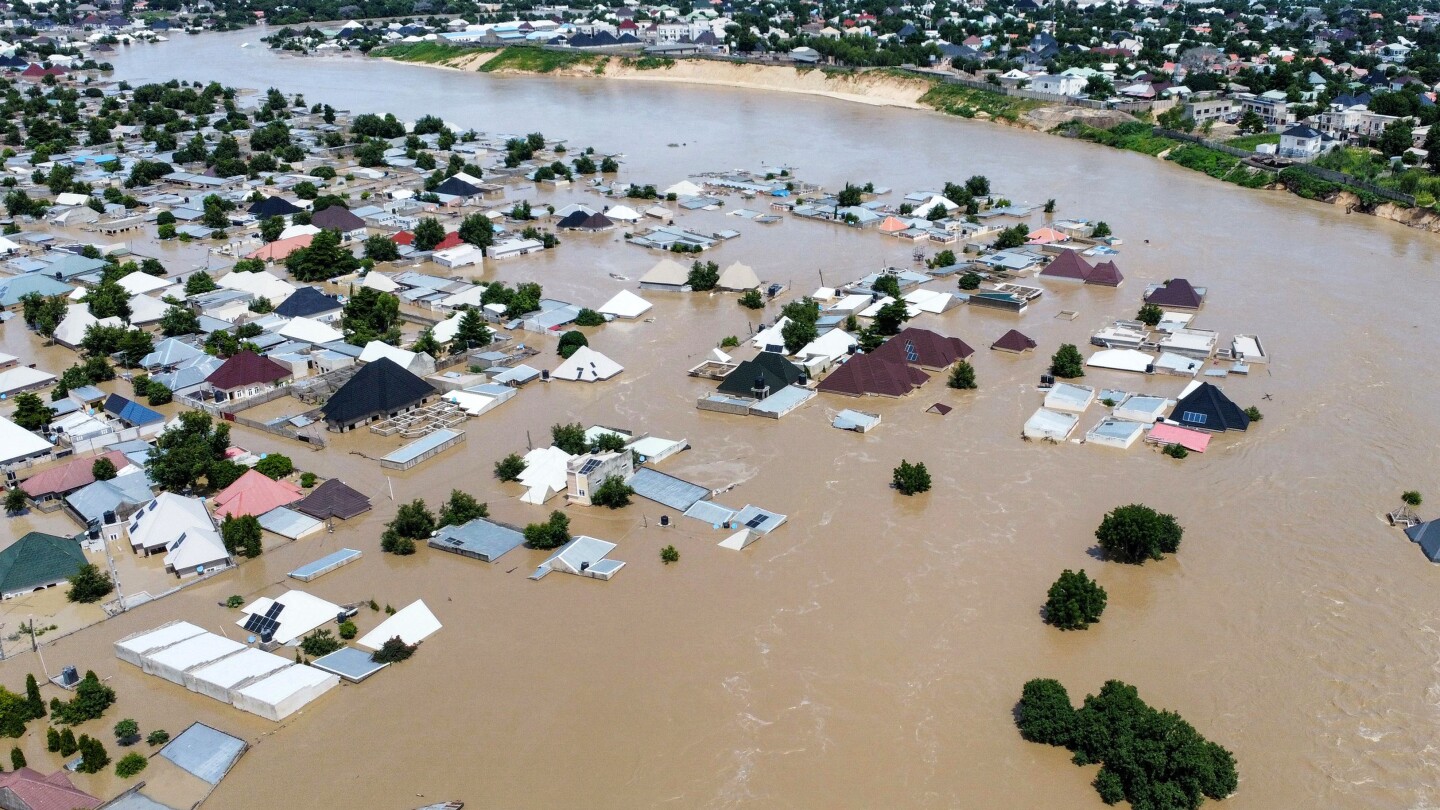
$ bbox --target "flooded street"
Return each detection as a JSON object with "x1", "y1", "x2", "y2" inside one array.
[{"x1": 7, "y1": 31, "x2": 1436, "y2": 809}]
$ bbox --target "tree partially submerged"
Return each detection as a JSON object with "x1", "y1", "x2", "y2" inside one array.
[
  {"x1": 1094, "y1": 504, "x2": 1183, "y2": 564},
  {"x1": 1044, "y1": 570, "x2": 1107, "y2": 630},
  {"x1": 892, "y1": 460, "x2": 932, "y2": 496}
]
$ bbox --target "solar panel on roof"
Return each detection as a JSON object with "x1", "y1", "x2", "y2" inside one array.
[
  {"x1": 265, "y1": 603, "x2": 285, "y2": 619},
  {"x1": 242, "y1": 614, "x2": 266, "y2": 633},
  {"x1": 579, "y1": 459, "x2": 602, "y2": 475},
  {"x1": 904, "y1": 341, "x2": 918, "y2": 363},
  {"x1": 745, "y1": 514, "x2": 769, "y2": 528}
]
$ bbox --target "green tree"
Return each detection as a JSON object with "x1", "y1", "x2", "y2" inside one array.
[
  {"x1": 24, "y1": 674, "x2": 43, "y2": 720},
  {"x1": 836, "y1": 182, "x2": 864, "y2": 206},
  {"x1": 872, "y1": 274, "x2": 902, "y2": 299},
  {"x1": 46, "y1": 727, "x2": 59, "y2": 752},
  {"x1": 117, "y1": 329, "x2": 154, "y2": 368},
  {"x1": 411, "y1": 328, "x2": 441, "y2": 358},
  {"x1": 145, "y1": 730, "x2": 169, "y2": 746},
  {"x1": 495, "y1": 453, "x2": 527, "y2": 482},
  {"x1": 947, "y1": 360, "x2": 977, "y2": 390},
  {"x1": 300, "y1": 629, "x2": 342, "y2": 657},
  {"x1": 364, "y1": 233, "x2": 400, "y2": 261},
  {"x1": 50, "y1": 672, "x2": 115, "y2": 726},
  {"x1": 452, "y1": 308, "x2": 492, "y2": 352},
  {"x1": 892, "y1": 460, "x2": 932, "y2": 495},
  {"x1": 4, "y1": 488, "x2": 26, "y2": 516},
  {"x1": 1136, "y1": 303, "x2": 1163, "y2": 326},
  {"x1": 781, "y1": 317, "x2": 818, "y2": 354},
  {"x1": 58, "y1": 728, "x2": 77, "y2": 756},
  {"x1": 1016, "y1": 678, "x2": 1076, "y2": 746},
  {"x1": 1378, "y1": 120, "x2": 1414, "y2": 158},
  {"x1": 115, "y1": 752, "x2": 147, "y2": 778},
  {"x1": 992, "y1": 224, "x2": 1030, "y2": 250},
  {"x1": 412, "y1": 217, "x2": 446, "y2": 251},
  {"x1": 1044, "y1": 570, "x2": 1107, "y2": 630},
  {"x1": 341, "y1": 287, "x2": 401, "y2": 346},
  {"x1": 76, "y1": 735, "x2": 109, "y2": 774},
  {"x1": 66, "y1": 564, "x2": 114, "y2": 603},
  {"x1": 557, "y1": 330, "x2": 588, "y2": 359},
  {"x1": 1094, "y1": 504, "x2": 1183, "y2": 564},
  {"x1": 159, "y1": 305, "x2": 200, "y2": 337},
  {"x1": 254, "y1": 454, "x2": 293, "y2": 479},
  {"x1": 457, "y1": 213, "x2": 494, "y2": 254},
  {"x1": 259, "y1": 215, "x2": 285, "y2": 243},
  {"x1": 957, "y1": 272, "x2": 982, "y2": 291},
  {"x1": 92, "y1": 458, "x2": 118, "y2": 481},
  {"x1": 574, "y1": 308, "x2": 606, "y2": 327},
  {"x1": 738, "y1": 289, "x2": 764, "y2": 309},
  {"x1": 965, "y1": 175, "x2": 990, "y2": 197},
  {"x1": 390, "y1": 499, "x2": 436, "y2": 541},
  {"x1": 1237, "y1": 109, "x2": 1265, "y2": 134},
  {"x1": 371, "y1": 636, "x2": 418, "y2": 664},
  {"x1": 85, "y1": 279, "x2": 131, "y2": 321},
  {"x1": 113, "y1": 718, "x2": 139, "y2": 745},
  {"x1": 184, "y1": 271, "x2": 218, "y2": 296},
  {"x1": 661, "y1": 545, "x2": 680, "y2": 564},
  {"x1": 438, "y1": 490, "x2": 488, "y2": 527},
  {"x1": 285, "y1": 228, "x2": 359, "y2": 282},
  {"x1": 1050, "y1": 344, "x2": 1084, "y2": 379},
  {"x1": 146, "y1": 383, "x2": 173, "y2": 407},
  {"x1": 145, "y1": 411, "x2": 230, "y2": 492},
  {"x1": 219, "y1": 514, "x2": 263, "y2": 558},
  {"x1": 11, "y1": 393, "x2": 54, "y2": 431},
  {"x1": 686, "y1": 260, "x2": 719, "y2": 291},
  {"x1": 873, "y1": 299, "x2": 910, "y2": 335},
  {"x1": 338, "y1": 620, "x2": 357, "y2": 640},
  {"x1": 551, "y1": 423, "x2": 588, "y2": 455},
  {"x1": 1091, "y1": 221, "x2": 1112, "y2": 239},
  {"x1": 590, "y1": 475, "x2": 634, "y2": 509},
  {"x1": 523, "y1": 510, "x2": 570, "y2": 550},
  {"x1": 8, "y1": 745, "x2": 22, "y2": 769},
  {"x1": 1403, "y1": 491, "x2": 1423, "y2": 507}
]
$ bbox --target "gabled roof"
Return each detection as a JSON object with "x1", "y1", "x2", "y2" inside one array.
[
  {"x1": 213, "y1": 469, "x2": 303, "y2": 519},
  {"x1": 310, "y1": 206, "x2": 366, "y2": 232},
  {"x1": 103, "y1": 394, "x2": 163, "y2": 427},
  {"x1": 20, "y1": 451, "x2": 130, "y2": 498},
  {"x1": 991, "y1": 329, "x2": 1037, "y2": 352},
  {"x1": 1145, "y1": 277, "x2": 1205, "y2": 308},
  {"x1": 293, "y1": 478, "x2": 372, "y2": 520},
  {"x1": 716, "y1": 352, "x2": 806, "y2": 396},
  {"x1": 0, "y1": 767, "x2": 100, "y2": 810},
  {"x1": 552, "y1": 346, "x2": 623, "y2": 382},
  {"x1": 0, "y1": 532, "x2": 86, "y2": 594},
  {"x1": 817, "y1": 353, "x2": 929, "y2": 397},
  {"x1": 321, "y1": 357, "x2": 436, "y2": 425},
  {"x1": 1171, "y1": 381, "x2": 1249, "y2": 432},
  {"x1": 273, "y1": 286, "x2": 341, "y2": 319},
  {"x1": 206, "y1": 350, "x2": 292, "y2": 391},
  {"x1": 870, "y1": 327, "x2": 974, "y2": 369}
]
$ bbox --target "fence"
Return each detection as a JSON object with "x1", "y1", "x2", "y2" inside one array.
[{"x1": 1153, "y1": 128, "x2": 1417, "y2": 206}]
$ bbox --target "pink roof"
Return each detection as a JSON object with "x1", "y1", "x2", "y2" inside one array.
[
  {"x1": 246, "y1": 233, "x2": 313, "y2": 262},
  {"x1": 0, "y1": 768, "x2": 100, "y2": 810},
  {"x1": 1147, "y1": 423, "x2": 1210, "y2": 453},
  {"x1": 21, "y1": 451, "x2": 130, "y2": 498},
  {"x1": 213, "y1": 468, "x2": 302, "y2": 518},
  {"x1": 1026, "y1": 227, "x2": 1068, "y2": 245},
  {"x1": 879, "y1": 216, "x2": 909, "y2": 233}
]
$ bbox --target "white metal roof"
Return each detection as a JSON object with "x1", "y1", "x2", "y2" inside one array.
[
  {"x1": 597, "y1": 289, "x2": 653, "y2": 319},
  {"x1": 356, "y1": 600, "x2": 442, "y2": 650}
]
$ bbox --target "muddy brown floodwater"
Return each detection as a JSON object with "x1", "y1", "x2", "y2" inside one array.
[{"x1": 0, "y1": 29, "x2": 1434, "y2": 810}]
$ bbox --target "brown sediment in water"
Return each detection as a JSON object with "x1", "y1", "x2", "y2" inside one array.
[{"x1": 2, "y1": 30, "x2": 1437, "y2": 809}]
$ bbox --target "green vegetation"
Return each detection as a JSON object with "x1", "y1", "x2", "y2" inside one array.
[
  {"x1": 574, "y1": 308, "x2": 606, "y2": 327},
  {"x1": 957, "y1": 272, "x2": 982, "y2": 291},
  {"x1": 557, "y1": 330, "x2": 588, "y2": 359},
  {"x1": 1224, "y1": 132, "x2": 1280, "y2": 151},
  {"x1": 221, "y1": 514, "x2": 264, "y2": 558},
  {"x1": 67, "y1": 564, "x2": 114, "y2": 604},
  {"x1": 1164, "y1": 443, "x2": 1190, "y2": 460},
  {"x1": 300, "y1": 472, "x2": 317, "y2": 488},
  {"x1": 1061, "y1": 121, "x2": 1178, "y2": 156},
  {"x1": 619, "y1": 56, "x2": 675, "y2": 71},
  {"x1": 373, "y1": 42, "x2": 494, "y2": 65},
  {"x1": 146, "y1": 730, "x2": 169, "y2": 747},
  {"x1": 1044, "y1": 570, "x2": 1107, "y2": 630},
  {"x1": 590, "y1": 475, "x2": 634, "y2": 509},
  {"x1": 523, "y1": 510, "x2": 570, "y2": 550},
  {"x1": 1016, "y1": 678, "x2": 1237, "y2": 809},
  {"x1": 1136, "y1": 303, "x2": 1163, "y2": 327},
  {"x1": 225, "y1": 595, "x2": 244, "y2": 608},
  {"x1": 76, "y1": 735, "x2": 109, "y2": 774},
  {"x1": 438, "y1": 489, "x2": 488, "y2": 527},
  {"x1": 381, "y1": 500, "x2": 435, "y2": 556},
  {"x1": 113, "y1": 718, "x2": 139, "y2": 745},
  {"x1": 947, "y1": 361, "x2": 977, "y2": 390},
  {"x1": 300, "y1": 629, "x2": 342, "y2": 658},
  {"x1": 661, "y1": 545, "x2": 680, "y2": 564},
  {"x1": 892, "y1": 460, "x2": 932, "y2": 496},
  {"x1": 919, "y1": 82, "x2": 1043, "y2": 123},
  {"x1": 687, "y1": 260, "x2": 720, "y2": 291},
  {"x1": 1166, "y1": 145, "x2": 1272, "y2": 189},
  {"x1": 1095, "y1": 504, "x2": 1183, "y2": 564},
  {"x1": 476, "y1": 47, "x2": 599, "y2": 74},
  {"x1": 495, "y1": 453, "x2": 527, "y2": 482},
  {"x1": 4, "y1": 487, "x2": 26, "y2": 516},
  {"x1": 50, "y1": 671, "x2": 115, "y2": 726},
  {"x1": 338, "y1": 620, "x2": 357, "y2": 640},
  {"x1": 254, "y1": 454, "x2": 293, "y2": 480},
  {"x1": 371, "y1": 636, "x2": 418, "y2": 664},
  {"x1": 115, "y1": 752, "x2": 148, "y2": 778},
  {"x1": 1245, "y1": 406, "x2": 1264, "y2": 422},
  {"x1": 1403, "y1": 491, "x2": 1424, "y2": 508},
  {"x1": 1050, "y1": 344, "x2": 1084, "y2": 379},
  {"x1": 739, "y1": 289, "x2": 765, "y2": 309}
]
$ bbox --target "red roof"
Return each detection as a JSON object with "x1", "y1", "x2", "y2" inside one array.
[
  {"x1": 1040, "y1": 250, "x2": 1092, "y2": 281},
  {"x1": 390, "y1": 231, "x2": 414, "y2": 245},
  {"x1": 213, "y1": 468, "x2": 303, "y2": 518},
  {"x1": 991, "y1": 329, "x2": 1037, "y2": 353},
  {"x1": 0, "y1": 768, "x2": 100, "y2": 810},
  {"x1": 1087, "y1": 260, "x2": 1124, "y2": 287},
  {"x1": 870, "y1": 327, "x2": 974, "y2": 369},
  {"x1": 818, "y1": 353, "x2": 929, "y2": 397},
  {"x1": 390, "y1": 231, "x2": 460, "y2": 250},
  {"x1": 206, "y1": 350, "x2": 293, "y2": 391},
  {"x1": 20, "y1": 451, "x2": 130, "y2": 498}
]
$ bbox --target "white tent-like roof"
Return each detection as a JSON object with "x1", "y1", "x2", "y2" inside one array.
[
  {"x1": 1087, "y1": 348, "x2": 1155, "y2": 374},
  {"x1": 517, "y1": 446, "x2": 573, "y2": 505},
  {"x1": 750, "y1": 316, "x2": 791, "y2": 350},
  {"x1": 639, "y1": 258, "x2": 690, "y2": 286},
  {"x1": 127, "y1": 293, "x2": 170, "y2": 325},
  {"x1": 114, "y1": 621, "x2": 206, "y2": 668},
  {"x1": 597, "y1": 289, "x2": 652, "y2": 319},
  {"x1": 232, "y1": 664, "x2": 338, "y2": 721},
  {"x1": 553, "y1": 346, "x2": 623, "y2": 382},
  {"x1": 54, "y1": 304, "x2": 121, "y2": 348},
  {"x1": 141, "y1": 631, "x2": 244, "y2": 685},
  {"x1": 716, "y1": 262, "x2": 761, "y2": 291},
  {"x1": 604, "y1": 204, "x2": 642, "y2": 222},
  {"x1": 361, "y1": 272, "x2": 400, "y2": 292},
  {"x1": 664, "y1": 180, "x2": 703, "y2": 197},
  {"x1": 117, "y1": 272, "x2": 171, "y2": 296},
  {"x1": 359, "y1": 341, "x2": 424, "y2": 369},
  {"x1": 279, "y1": 316, "x2": 344, "y2": 345},
  {"x1": 185, "y1": 647, "x2": 294, "y2": 704},
  {"x1": 797, "y1": 329, "x2": 857, "y2": 362},
  {"x1": 356, "y1": 600, "x2": 442, "y2": 650},
  {"x1": 219, "y1": 269, "x2": 296, "y2": 303},
  {"x1": 432, "y1": 313, "x2": 462, "y2": 343},
  {"x1": 279, "y1": 224, "x2": 321, "y2": 241}
]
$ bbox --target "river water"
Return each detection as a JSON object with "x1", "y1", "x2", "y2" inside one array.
[{"x1": 12, "y1": 31, "x2": 1436, "y2": 809}]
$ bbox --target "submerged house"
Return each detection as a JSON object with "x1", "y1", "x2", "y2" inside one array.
[
  {"x1": 1144, "y1": 278, "x2": 1205, "y2": 309},
  {"x1": 1039, "y1": 251, "x2": 1124, "y2": 287},
  {"x1": 1170, "y1": 382, "x2": 1249, "y2": 432},
  {"x1": 870, "y1": 327, "x2": 973, "y2": 371},
  {"x1": 321, "y1": 358, "x2": 437, "y2": 431},
  {"x1": 716, "y1": 352, "x2": 806, "y2": 398},
  {"x1": 817, "y1": 353, "x2": 929, "y2": 397},
  {"x1": 205, "y1": 350, "x2": 293, "y2": 403},
  {"x1": 0, "y1": 532, "x2": 87, "y2": 600},
  {"x1": 530, "y1": 536, "x2": 625, "y2": 581}
]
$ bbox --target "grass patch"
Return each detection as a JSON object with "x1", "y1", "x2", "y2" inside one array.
[
  {"x1": 1167, "y1": 144, "x2": 1272, "y2": 188},
  {"x1": 618, "y1": 56, "x2": 675, "y2": 70},
  {"x1": 371, "y1": 42, "x2": 492, "y2": 65},
  {"x1": 1223, "y1": 132, "x2": 1279, "y2": 151},
  {"x1": 919, "y1": 82, "x2": 1045, "y2": 123},
  {"x1": 1059, "y1": 121, "x2": 1177, "y2": 155},
  {"x1": 476, "y1": 47, "x2": 601, "y2": 73}
]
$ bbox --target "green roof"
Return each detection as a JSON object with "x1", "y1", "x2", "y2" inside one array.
[{"x1": 0, "y1": 532, "x2": 86, "y2": 595}]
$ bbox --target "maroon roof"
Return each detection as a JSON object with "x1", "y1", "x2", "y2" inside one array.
[
  {"x1": 311, "y1": 206, "x2": 366, "y2": 232},
  {"x1": 991, "y1": 329, "x2": 1038, "y2": 353},
  {"x1": 1040, "y1": 250, "x2": 1092, "y2": 281},
  {"x1": 206, "y1": 350, "x2": 292, "y2": 390},
  {"x1": 1087, "y1": 260, "x2": 1124, "y2": 287},
  {"x1": 0, "y1": 768, "x2": 100, "y2": 810},
  {"x1": 1144, "y1": 278, "x2": 1204, "y2": 308},
  {"x1": 870, "y1": 327, "x2": 974, "y2": 369},
  {"x1": 817, "y1": 353, "x2": 929, "y2": 397}
]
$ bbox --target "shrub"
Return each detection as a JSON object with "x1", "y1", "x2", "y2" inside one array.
[
  {"x1": 371, "y1": 636, "x2": 417, "y2": 664},
  {"x1": 9, "y1": 746, "x2": 23, "y2": 769},
  {"x1": 46, "y1": 726, "x2": 60, "y2": 752},
  {"x1": 1094, "y1": 504, "x2": 1183, "y2": 564},
  {"x1": 661, "y1": 545, "x2": 679, "y2": 564},
  {"x1": 299, "y1": 629, "x2": 342, "y2": 658},
  {"x1": 1044, "y1": 570, "x2": 1107, "y2": 630},
  {"x1": 574, "y1": 308, "x2": 605, "y2": 327},
  {"x1": 1403, "y1": 491, "x2": 1423, "y2": 507},
  {"x1": 300, "y1": 472, "x2": 317, "y2": 488},
  {"x1": 76, "y1": 735, "x2": 109, "y2": 774},
  {"x1": 719, "y1": 336, "x2": 740, "y2": 348},
  {"x1": 338, "y1": 620, "x2": 357, "y2": 640},
  {"x1": 1135, "y1": 303, "x2": 1163, "y2": 326},
  {"x1": 115, "y1": 752, "x2": 147, "y2": 778},
  {"x1": 1163, "y1": 443, "x2": 1189, "y2": 459},
  {"x1": 1016, "y1": 678, "x2": 1076, "y2": 746},
  {"x1": 1244, "y1": 406, "x2": 1263, "y2": 422},
  {"x1": 738, "y1": 289, "x2": 764, "y2": 309},
  {"x1": 58, "y1": 728, "x2": 77, "y2": 756},
  {"x1": 146, "y1": 729, "x2": 169, "y2": 746},
  {"x1": 113, "y1": 718, "x2": 139, "y2": 745},
  {"x1": 437, "y1": 489, "x2": 488, "y2": 527},
  {"x1": 494, "y1": 453, "x2": 527, "y2": 482},
  {"x1": 957, "y1": 271, "x2": 981, "y2": 290},
  {"x1": 66, "y1": 564, "x2": 114, "y2": 603},
  {"x1": 947, "y1": 361, "x2": 977, "y2": 390},
  {"x1": 556, "y1": 330, "x2": 588, "y2": 359},
  {"x1": 254, "y1": 453, "x2": 293, "y2": 479},
  {"x1": 523, "y1": 511, "x2": 570, "y2": 550},
  {"x1": 892, "y1": 460, "x2": 932, "y2": 496}
]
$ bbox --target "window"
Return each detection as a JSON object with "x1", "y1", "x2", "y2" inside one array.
[{"x1": 1182, "y1": 411, "x2": 1207, "y2": 424}]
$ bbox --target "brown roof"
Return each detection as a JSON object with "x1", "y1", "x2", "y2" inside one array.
[
  {"x1": 1086, "y1": 260, "x2": 1124, "y2": 287},
  {"x1": 206, "y1": 350, "x2": 292, "y2": 391},
  {"x1": 0, "y1": 767, "x2": 100, "y2": 810},
  {"x1": 1144, "y1": 278, "x2": 1204, "y2": 308},
  {"x1": 20, "y1": 451, "x2": 129, "y2": 498},
  {"x1": 817, "y1": 353, "x2": 929, "y2": 397},
  {"x1": 870, "y1": 327, "x2": 974, "y2": 369},
  {"x1": 311, "y1": 206, "x2": 366, "y2": 232},
  {"x1": 294, "y1": 478, "x2": 372, "y2": 520},
  {"x1": 1039, "y1": 250, "x2": 1091, "y2": 281},
  {"x1": 991, "y1": 329, "x2": 1038, "y2": 353}
]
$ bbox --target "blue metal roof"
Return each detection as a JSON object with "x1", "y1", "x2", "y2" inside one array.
[
  {"x1": 158, "y1": 723, "x2": 247, "y2": 785},
  {"x1": 104, "y1": 394, "x2": 164, "y2": 426}
]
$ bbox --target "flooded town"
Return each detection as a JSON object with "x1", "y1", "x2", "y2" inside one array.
[{"x1": 0, "y1": 6, "x2": 1431, "y2": 810}]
